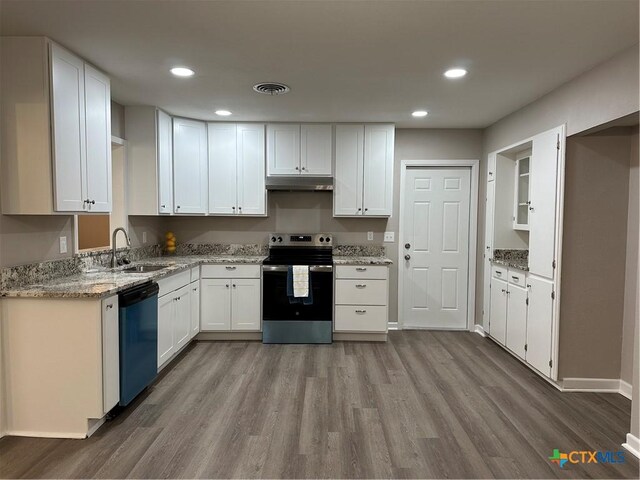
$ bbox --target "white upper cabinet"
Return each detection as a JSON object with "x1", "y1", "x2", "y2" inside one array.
[
  {"x1": 528, "y1": 126, "x2": 562, "y2": 278},
  {"x1": 236, "y1": 123, "x2": 266, "y2": 215},
  {"x1": 208, "y1": 123, "x2": 238, "y2": 214},
  {"x1": 363, "y1": 124, "x2": 394, "y2": 216},
  {"x1": 334, "y1": 124, "x2": 394, "y2": 217},
  {"x1": 267, "y1": 123, "x2": 332, "y2": 176},
  {"x1": 208, "y1": 123, "x2": 265, "y2": 216},
  {"x1": 334, "y1": 125, "x2": 365, "y2": 216},
  {"x1": 267, "y1": 124, "x2": 300, "y2": 175},
  {"x1": 300, "y1": 124, "x2": 332, "y2": 176},
  {"x1": 83, "y1": 64, "x2": 112, "y2": 212},
  {"x1": 50, "y1": 43, "x2": 87, "y2": 212},
  {"x1": 173, "y1": 118, "x2": 208, "y2": 214},
  {"x1": 157, "y1": 110, "x2": 173, "y2": 214}
]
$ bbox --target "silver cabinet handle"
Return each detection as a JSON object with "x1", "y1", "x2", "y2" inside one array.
[
  {"x1": 404, "y1": 254, "x2": 411, "y2": 260},
  {"x1": 225, "y1": 284, "x2": 229, "y2": 288},
  {"x1": 496, "y1": 271, "x2": 502, "y2": 276},
  {"x1": 355, "y1": 309, "x2": 367, "y2": 314},
  {"x1": 355, "y1": 284, "x2": 367, "y2": 288},
  {"x1": 511, "y1": 276, "x2": 519, "y2": 281},
  {"x1": 226, "y1": 266, "x2": 236, "y2": 270},
  {"x1": 355, "y1": 267, "x2": 367, "y2": 272},
  {"x1": 233, "y1": 284, "x2": 236, "y2": 288},
  {"x1": 193, "y1": 287, "x2": 198, "y2": 291},
  {"x1": 501, "y1": 289, "x2": 506, "y2": 293}
]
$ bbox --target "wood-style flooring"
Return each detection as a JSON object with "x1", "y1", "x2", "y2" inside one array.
[{"x1": 1, "y1": 331, "x2": 638, "y2": 479}]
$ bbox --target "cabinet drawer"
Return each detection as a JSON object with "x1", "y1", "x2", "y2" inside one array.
[
  {"x1": 492, "y1": 265, "x2": 507, "y2": 281},
  {"x1": 190, "y1": 266, "x2": 200, "y2": 282},
  {"x1": 158, "y1": 270, "x2": 191, "y2": 297},
  {"x1": 335, "y1": 279, "x2": 387, "y2": 306},
  {"x1": 201, "y1": 264, "x2": 260, "y2": 278},
  {"x1": 508, "y1": 269, "x2": 526, "y2": 287},
  {"x1": 335, "y1": 265, "x2": 388, "y2": 280},
  {"x1": 335, "y1": 305, "x2": 387, "y2": 332}
]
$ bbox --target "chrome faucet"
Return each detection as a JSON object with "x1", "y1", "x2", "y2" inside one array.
[{"x1": 111, "y1": 227, "x2": 131, "y2": 268}]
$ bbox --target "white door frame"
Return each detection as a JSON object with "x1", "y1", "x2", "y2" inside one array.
[{"x1": 397, "y1": 159, "x2": 479, "y2": 331}]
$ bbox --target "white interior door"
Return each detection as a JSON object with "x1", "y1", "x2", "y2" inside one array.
[
  {"x1": 402, "y1": 167, "x2": 471, "y2": 329},
  {"x1": 483, "y1": 177, "x2": 495, "y2": 332}
]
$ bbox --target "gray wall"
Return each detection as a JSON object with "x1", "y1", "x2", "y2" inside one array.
[{"x1": 558, "y1": 130, "x2": 631, "y2": 380}]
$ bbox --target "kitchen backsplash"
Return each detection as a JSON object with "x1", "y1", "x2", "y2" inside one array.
[
  {"x1": 174, "y1": 243, "x2": 267, "y2": 256},
  {"x1": 333, "y1": 245, "x2": 386, "y2": 257}
]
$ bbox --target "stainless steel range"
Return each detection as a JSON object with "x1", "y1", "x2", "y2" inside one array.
[{"x1": 262, "y1": 233, "x2": 333, "y2": 344}]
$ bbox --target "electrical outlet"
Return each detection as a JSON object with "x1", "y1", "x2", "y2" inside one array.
[
  {"x1": 384, "y1": 231, "x2": 395, "y2": 242},
  {"x1": 142, "y1": 231, "x2": 147, "y2": 244},
  {"x1": 59, "y1": 236, "x2": 67, "y2": 254},
  {"x1": 367, "y1": 231, "x2": 374, "y2": 241}
]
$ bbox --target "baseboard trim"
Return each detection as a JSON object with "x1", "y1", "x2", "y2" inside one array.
[
  {"x1": 4, "y1": 430, "x2": 87, "y2": 439},
  {"x1": 474, "y1": 324, "x2": 486, "y2": 337},
  {"x1": 333, "y1": 332, "x2": 387, "y2": 342},
  {"x1": 196, "y1": 332, "x2": 262, "y2": 341},
  {"x1": 562, "y1": 377, "x2": 633, "y2": 398},
  {"x1": 619, "y1": 380, "x2": 632, "y2": 400},
  {"x1": 622, "y1": 433, "x2": 640, "y2": 459},
  {"x1": 87, "y1": 417, "x2": 105, "y2": 437}
]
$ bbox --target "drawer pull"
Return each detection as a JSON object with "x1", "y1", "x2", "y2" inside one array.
[
  {"x1": 355, "y1": 309, "x2": 367, "y2": 314},
  {"x1": 511, "y1": 276, "x2": 519, "y2": 281},
  {"x1": 355, "y1": 267, "x2": 367, "y2": 272},
  {"x1": 355, "y1": 284, "x2": 367, "y2": 288},
  {"x1": 225, "y1": 266, "x2": 237, "y2": 270},
  {"x1": 496, "y1": 271, "x2": 502, "y2": 276}
]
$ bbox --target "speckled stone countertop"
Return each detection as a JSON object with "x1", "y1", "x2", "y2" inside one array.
[
  {"x1": 333, "y1": 256, "x2": 393, "y2": 265},
  {"x1": 492, "y1": 249, "x2": 529, "y2": 271},
  {"x1": 0, "y1": 255, "x2": 265, "y2": 299}
]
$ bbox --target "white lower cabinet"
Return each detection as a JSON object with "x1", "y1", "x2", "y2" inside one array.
[
  {"x1": 334, "y1": 265, "x2": 389, "y2": 333},
  {"x1": 526, "y1": 275, "x2": 554, "y2": 376},
  {"x1": 101, "y1": 295, "x2": 120, "y2": 414},
  {"x1": 190, "y1": 280, "x2": 200, "y2": 339},
  {"x1": 489, "y1": 263, "x2": 555, "y2": 378},
  {"x1": 157, "y1": 272, "x2": 197, "y2": 369},
  {"x1": 200, "y1": 265, "x2": 261, "y2": 332}
]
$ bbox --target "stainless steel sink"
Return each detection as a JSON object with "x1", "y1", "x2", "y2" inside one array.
[{"x1": 121, "y1": 264, "x2": 170, "y2": 273}]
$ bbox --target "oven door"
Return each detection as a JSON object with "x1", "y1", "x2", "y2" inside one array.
[{"x1": 262, "y1": 265, "x2": 333, "y2": 322}]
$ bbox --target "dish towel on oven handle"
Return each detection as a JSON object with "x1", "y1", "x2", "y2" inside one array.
[{"x1": 287, "y1": 266, "x2": 313, "y2": 305}]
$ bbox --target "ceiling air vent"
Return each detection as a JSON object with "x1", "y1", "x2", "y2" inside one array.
[{"x1": 253, "y1": 82, "x2": 290, "y2": 95}]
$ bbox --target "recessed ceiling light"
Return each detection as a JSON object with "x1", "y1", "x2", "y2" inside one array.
[
  {"x1": 170, "y1": 67, "x2": 195, "y2": 77},
  {"x1": 215, "y1": 110, "x2": 232, "y2": 116},
  {"x1": 444, "y1": 68, "x2": 467, "y2": 79},
  {"x1": 412, "y1": 110, "x2": 428, "y2": 118}
]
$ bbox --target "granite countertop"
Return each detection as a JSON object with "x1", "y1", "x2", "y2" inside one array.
[
  {"x1": 0, "y1": 255, "x2": 266, "y2": 299},
  {"x1": 492, "y1": 248, "x2": 529, "y2": 271},
  {"x1": 333, "y1": 256, "x2": 393, "y2": 265}
]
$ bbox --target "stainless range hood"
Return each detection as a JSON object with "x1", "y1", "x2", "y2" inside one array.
[{"x1": 266, "y1": 176, "x2": 333, "y2": 191}]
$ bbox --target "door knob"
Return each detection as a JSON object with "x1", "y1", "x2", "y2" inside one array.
[
  {"x1": 404, "y1": 254, "x2": 411, "y2": 260},
  {"x1": 405, "y1": 243, "x2": 411, "y2": 249}
]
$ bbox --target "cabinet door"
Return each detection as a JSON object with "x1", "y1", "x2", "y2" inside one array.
[
  {"x1": 526, "y1": 275, "x2": 554, "y2": 377},
  {"x1": 300, "y1": 124, "x2": 332, "y2": 176},
  {"x1": 506, "y1": 285, "x2": 527, "y2": 360},
  {"x1": 267, "y1": 124, "x2": 300, "y2": 175},
  {"x1": 50, "y1": 43, "x2": 87, "y2": 212},
  {"x1": 158, "y1": 294, "x2": 175, "y2": 367},
  {"x1": 174, "y1": 285, "x2": 191, "y2": 351},
  {"x1": 237, "y1": 124, "x2": 266, "y2": 215},
  {"x1": 334, "y1": 125, "x2": 364, "y2": 216},
  {"x1": 363, "y1": 124, "x2": 394, "y2": 216},
  {"x1": 157, "y1": 110, "x2": 173, "y2": 214},
  {"x1": 231, "y1": 278, "x2": 261, "y2": 331},
  {"x1": 483, "y1": 182, "x2": 496, "y2": 332},
  {"x1": 200, "y1": 279, "x2": 231, "y2": 330},
  {"x1": 529, "y1": 126, "x2": 562, "y2": 278},
  {"x1": 173, "y1": 118, "x2": 208, "y2": 214},
  {"x1": 83, "y1": 64, "x2": 112, "y2": 212},
  {"x1": 208, "y1": 123, "x2": 237, "y2": 214},
  {"x1": 489, "y1": 277, "x2": 508, "y2": 345},
  {"x1": 190, "y1": 280, "x2": 200, "y2": 339},
  {"x1": 101, "y1": 295, "x2": 119, "y2": 414}
]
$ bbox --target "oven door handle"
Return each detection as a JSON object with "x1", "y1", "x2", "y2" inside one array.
[{"x1": 262, "y1": 265, "x2": 333, "y2": 272}]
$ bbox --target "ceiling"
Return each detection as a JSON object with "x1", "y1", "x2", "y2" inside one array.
[{"x1": 1, "y1": 0, "x2": 638, "y2": 128}]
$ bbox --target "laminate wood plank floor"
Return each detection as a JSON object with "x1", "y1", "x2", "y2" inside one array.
[{"x1": 1, "y1": 331, "x2": 638, "y2": 479}]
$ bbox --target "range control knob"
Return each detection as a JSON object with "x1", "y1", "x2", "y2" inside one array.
[
  {"x1": 277, "y1": 236, "x2": 283, "y2": 243},
  {"x1": 319, "y1": 237, "x2": 324, "y2": 242},
  {"x1": 271, "y1": 236, "x2": 276, "y2": 243},
  {"x1": 325, "y1": 236, "x2": 331, "y2": 243}
]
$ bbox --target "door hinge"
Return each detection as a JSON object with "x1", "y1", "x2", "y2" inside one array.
[
  {"x1": 524, "y1": 344, "x2": 528, "y2": 352},
  {"x1": 526, "y1": 297, "x2": 529, "y2": 306},
  {"x1": 552, "y1": 260, "x2": 556, "y2": 269},
  {"x1": 549, "y1": 359, "x2": 553, "y2": 368},
  {"x1": 551, "y1": 291, "x2": 555, "y2": 300}
]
